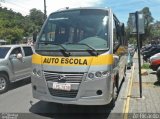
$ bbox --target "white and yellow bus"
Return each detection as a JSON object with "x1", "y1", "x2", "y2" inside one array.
[{"x1": 31, "y1": 7, "x2": 127, "y2": 105}]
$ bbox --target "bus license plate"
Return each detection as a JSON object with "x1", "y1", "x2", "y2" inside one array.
[{"x1": 53, "y1": 82, "x2": 71, "y2": 91}]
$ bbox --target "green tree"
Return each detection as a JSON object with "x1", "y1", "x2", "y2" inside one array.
[
  {"x1": 140, "y1": 7, "x2": 154, "y2": 44},
  {"x1": 0, "y1": 7, "x2": 44, "y2": 44},
  {"x1": 27, "y1": 8, "x2": 45, "y2": 42},
  {"x1": 126, "y1": 7, "x2": 154, "y2": 46},
  {"x1": 0, "y1": 7, "x2": 24, "y2": 43},
  {"x1": 29, "y1": 8, "x2": 44, "y2": 26},
  {"x1": 150, "y1": 21, "x2": 160, "y2": 40}
]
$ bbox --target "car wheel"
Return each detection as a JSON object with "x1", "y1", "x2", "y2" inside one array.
[
  {"x1": 0, "y1": 74, "x2": 9, "y2": 94},
  {"x1": 156, "y1": 67, "x2": 160, "y2": 82},
  {"x1": 127, "y1": 65, "x2": 131, "y2": 69}
]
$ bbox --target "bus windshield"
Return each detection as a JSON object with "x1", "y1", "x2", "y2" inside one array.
[{"x1": 37, "y1": 9, "x2": 109, "y2": 53}]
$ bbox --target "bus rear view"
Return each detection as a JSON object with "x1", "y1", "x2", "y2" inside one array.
[{"x1": 31, "y1": 7, "x2": 127, "y2": 105}]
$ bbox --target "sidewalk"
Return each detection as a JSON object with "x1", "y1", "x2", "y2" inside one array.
[{"x1": 127, "y1": 53, "x2": 160, "y2": 114}]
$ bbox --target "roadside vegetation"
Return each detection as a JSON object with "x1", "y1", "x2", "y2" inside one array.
[
  {"x1": 141, "y1": 63, "x2": 150, "y2": 69},
  {"x1": 0, "y1": 6, "x2": 160, "y2": 45},
  {"x1": 0, "y1": 7, "x2": 45, "y2": 44},
  {"x1": 126, "y1": 7, "x2": 160, "y2": 46}
]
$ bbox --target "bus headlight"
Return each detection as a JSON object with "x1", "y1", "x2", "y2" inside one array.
[
  {"x1": 32, "y1": 68, "x2": 37, "y2": 75},
  {"x1": 102, "y1": 71, "x2": 110, "y2": 76},
  {"x1": 87, "y1": 71, "x2": 111, "y2": 80},
  {"x1": 95, "y1": 71, "x2": 102, "y2": 77},
  {"x1": 37, "y1": 70, "x2": 42, "y2": 77},
  {"x1": 32, "y1": 68, "x2": 42, "y2": 77},
  {"x1": 88, "y1": 73, "x2": 94, "y2": 79}
]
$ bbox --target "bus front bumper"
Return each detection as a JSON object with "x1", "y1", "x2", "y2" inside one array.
[
  {"x1": 31, "y1": 76, "x2": 113, "y2": 105},
  {"x1": 32, "y1": 90, "x2": 112, "y2": 105}
]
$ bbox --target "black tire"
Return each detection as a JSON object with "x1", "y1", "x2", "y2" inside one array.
[
  {"x1": 156, "y1": 67, "x2": 160, "y2": 82},
  {"x1": 111, "y1": 83, "x2": 118, "y2": 107},
  {"x1": 0, "y1": 74, "x2": 9, "y2": 94},
  {"x1": 115, "y1": 75, "x2": 119, "y2": 91},
  {"x1": 125, "y1": 65, "x2": 127, "y2": 74}
]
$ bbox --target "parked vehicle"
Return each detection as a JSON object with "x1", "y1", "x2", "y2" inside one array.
[
  {"x1": 141, "y1": 44, "x2": 152, "y2": 54},
  {"x1": 0, "y1": 44, "x2": 34, "y2": 93},
  {"x1": 142, "y1": 46, "x2": 157, "y2": 56},
  {"x1": 127, "y1": 51, "x2": 133, "y2": 69},
  {"x1": 149, "y1": 53, "x2": 160, "y2": 71},
  {"x1": 156, "y1": 66, "x2": 160, "y2": 82},
  {"x1": 143, "y1": 47, "x2": 160, "y2": 61},
  {"x1": 128, "y1": 44, "x2": 135, "y2": 57}
]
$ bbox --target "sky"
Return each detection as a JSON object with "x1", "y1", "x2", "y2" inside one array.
[{"x1": 0, "y1": 0, "x2": 160, "y2": 24}]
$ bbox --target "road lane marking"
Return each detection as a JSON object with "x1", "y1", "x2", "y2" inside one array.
[{"x1": 123, "y1": 63, "x2": 135, "y2": 119}]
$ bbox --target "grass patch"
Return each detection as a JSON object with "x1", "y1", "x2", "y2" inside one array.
[
  {"x1": 154, "y1": 81, "x2": 160, "y2": 86},
  {"x1": 141, "y1": 63, "x2": 150, "y2": 69}
]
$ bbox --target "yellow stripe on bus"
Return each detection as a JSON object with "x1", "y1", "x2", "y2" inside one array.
[
  {"x1": 32, "y1": 54, "x2": 113, "y2": 66},
  {"x1": 32, "y1": 54, "x2": 42, "y2": 64}
]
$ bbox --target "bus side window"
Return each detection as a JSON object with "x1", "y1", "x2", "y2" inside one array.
[{"x1": 113, "y1": 19, "x2": 121, "y2": 53}]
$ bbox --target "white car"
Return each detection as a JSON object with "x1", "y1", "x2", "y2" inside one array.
[
  {"x1": 150, "y1": 53, "x2": 160, "y2": 62},
  {"x1": 149, "y1": 53, "x2": 160, "y2": 71}
]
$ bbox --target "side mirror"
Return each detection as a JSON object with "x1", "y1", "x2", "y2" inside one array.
[{"x1": 16, "y1": 53, "x2": 23, "y2": 59}]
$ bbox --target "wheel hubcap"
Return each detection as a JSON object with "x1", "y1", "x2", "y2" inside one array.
[{"x1": 0, "y1": 77, "x2": 6, "y2": 90}]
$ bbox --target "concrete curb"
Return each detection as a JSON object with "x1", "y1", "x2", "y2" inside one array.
[
  {"x1": 111, "y1": 64, "x2": 135, "y2": 114},
  {"x1": 123, "y1": 64, "x2": 135, "y2": 119}
]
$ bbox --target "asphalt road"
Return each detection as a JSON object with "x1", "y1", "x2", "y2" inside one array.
[
  {"x1": 0, "y1": 69, "x2": 132, "y2": 119},
  {"x1": 0, "y1": 79, "x2": 113, "y2": 119}
]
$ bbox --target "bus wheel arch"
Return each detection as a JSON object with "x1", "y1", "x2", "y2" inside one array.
[
  {"x1": 111, "y1": 81, "x2": 118, "y2": 107},
  {"x1": 110, "y1": 73, "x2": 119, "y2": 106}
]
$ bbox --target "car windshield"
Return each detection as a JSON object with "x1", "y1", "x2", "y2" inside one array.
[
  {"x1": 36, "y1": 9, "x2": 109, "y2": 52},
  {"x1": 0, "y1": 47, "x2": 10, "y2": 58}
]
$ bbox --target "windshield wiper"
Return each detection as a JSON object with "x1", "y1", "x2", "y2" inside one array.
[
  {"x1": 37, "y1": 41, "x2": 70, "y2": 56},
  {"x1": 65, "y1": 43, "x2": 98, "y2": 56}
]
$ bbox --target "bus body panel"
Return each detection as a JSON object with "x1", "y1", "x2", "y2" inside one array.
[
  {"x1": 31, "y1": 66, "x2": 113, "y2": 105},
  {"x1": 31, "y1": 7, "x2": 127, "y2": 105}
]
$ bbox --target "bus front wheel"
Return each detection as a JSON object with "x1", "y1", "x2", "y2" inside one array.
[{"x1": 111, "y1": 82, "x2": 118, "y2": 107}]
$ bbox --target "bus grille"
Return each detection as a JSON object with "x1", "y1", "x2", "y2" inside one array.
[
  {"x1": 43, "y1": 71, "x2": 84, "y2": 83},
  {"x1": 44, "y1": 71, "x2": 84, "y2": 98},
  {"x1": 48, "y1": 88, "x2": 78, "y2": 98}
]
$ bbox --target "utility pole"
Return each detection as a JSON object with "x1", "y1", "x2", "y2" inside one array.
[
  {"x1": 129, "y1": 12, "x2": 144, "y2": 98},
  {"x1": 44, "y1": 0, "x2": 47, "y2": 21},
  {"x1": 135, "y1": 11, "x2": 142, "y2": 98}
]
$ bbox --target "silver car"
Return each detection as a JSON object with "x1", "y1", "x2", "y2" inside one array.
[{"x1": 0, "y1": 44, "x2": 34, "y2": 93}]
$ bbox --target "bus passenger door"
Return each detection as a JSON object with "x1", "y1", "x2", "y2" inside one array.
[{"x1": 113, "y1": 18, "x2": 126, "y2": 86}]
